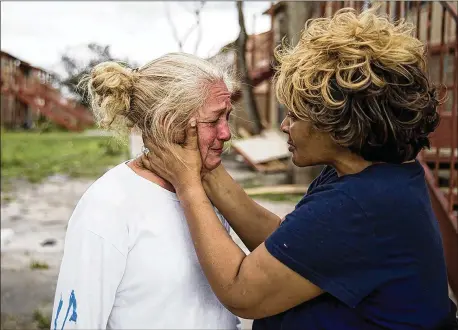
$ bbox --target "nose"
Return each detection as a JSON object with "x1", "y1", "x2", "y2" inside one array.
[
  {"x1": 217, "y1": 120, "x2": 231, "y2": 141},
  {"x1": 280, "y1": 116, "x2": 290, "y2": 135}
]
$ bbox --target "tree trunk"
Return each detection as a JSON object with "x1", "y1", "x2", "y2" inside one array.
[
  {"x1": 236, "y1": 1, "x2": 262, "y2": 135},
  {"x1": 286, "y1": 2, "x2": 316, "y2": 46},
  {"x1": 284, "y1": 2, "x2": 322, "y2": 185}
]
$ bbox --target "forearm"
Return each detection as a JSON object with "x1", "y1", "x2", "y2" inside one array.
[
  {"x1": 177, "y1": 185, "x2": 247, "y2": 303},
  {"x1": 203, "y1": 165, "x2": 281, "y2": 251}
]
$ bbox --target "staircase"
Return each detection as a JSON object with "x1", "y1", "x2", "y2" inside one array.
[
  {"x1": 418, "y1": 1, "x2": 458, "y2": 300},
  {"x1": 0, "y1": 53, "x2": 93, "y2": 131}
]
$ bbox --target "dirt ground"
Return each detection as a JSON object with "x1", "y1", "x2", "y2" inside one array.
[
  {"x1": 1, "y1": 176, "x2": 94, "y2": 329},
  {"x1": 0, "y1": 163, "x2": 296, "y2": 330}
]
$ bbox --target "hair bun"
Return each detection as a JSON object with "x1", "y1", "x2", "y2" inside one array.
[{"x1": 86, "y1": 61, "x2": 135, "y2": 130}]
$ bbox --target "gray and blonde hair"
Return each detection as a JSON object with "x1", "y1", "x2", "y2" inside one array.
[{"x1": 84, "y1": 52, "x2": 234, "y2": 156}]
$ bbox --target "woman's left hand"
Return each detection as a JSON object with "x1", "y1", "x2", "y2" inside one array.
[{"x1": 141, "y1": 119, "x2": 202, "y2": 192}]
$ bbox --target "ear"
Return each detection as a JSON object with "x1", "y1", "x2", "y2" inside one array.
[{"x1": 184, "y1": 118, "x2": 198, "y2": 150}]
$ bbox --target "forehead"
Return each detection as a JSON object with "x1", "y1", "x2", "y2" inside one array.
[{"x1": 200, "y1": 81, "x2": 231, "y2": 116}]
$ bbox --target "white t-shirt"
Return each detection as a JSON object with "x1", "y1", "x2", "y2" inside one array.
[{"x1": 51, "y1": 162, "x2": 241, "y2": 330}]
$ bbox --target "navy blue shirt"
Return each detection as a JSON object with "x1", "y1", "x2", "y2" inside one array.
[{"x1": 254, "y1": 161, "x2": 456, "y2": 330}]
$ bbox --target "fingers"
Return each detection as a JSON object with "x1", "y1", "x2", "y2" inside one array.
[
  {"x1": 139, "y1": 145, "x2": 166, "y2": 172},
  {"x1": 184, "y1": 118, "x2": 198, "y2": 150},
  {"x1": 140, "y1": 153, "x2": 151, "y2": 169},
  {"x1": 141, "y1": 118, "x2": 198, "y2": 156}
]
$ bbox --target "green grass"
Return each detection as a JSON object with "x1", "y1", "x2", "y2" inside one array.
[
  {"x1": 29, "y1": 261, "x2": 49, "y2": 270},
  {"x1": 1, "y1": 194, "x2": 14, "y2": 203},
  {"x1": 32, "y1": 309, "x2": 51, "y2": 330},
  {"x1": 1, "y1": 131, "x2": 128, "y2": 185}
]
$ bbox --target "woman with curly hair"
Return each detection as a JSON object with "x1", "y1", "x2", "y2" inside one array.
[{"x1": 141, "y1": 7, "x2": 457, "y2": 330}]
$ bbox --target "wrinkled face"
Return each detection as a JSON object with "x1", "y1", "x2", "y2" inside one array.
[
  {"x1": 197, "y1": 81, "x2": 232, "y2": 171},
  {"x1": 280, "y1": 111, "x2": 336, "y2": 167}
]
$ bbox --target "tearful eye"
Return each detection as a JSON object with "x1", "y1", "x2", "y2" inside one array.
[
  {"x1": 198, "y1": 118, "x2": 219, "y2": 126},
  {"x1": 200, "y1": 111, "x2": 231, "y2": 127}
]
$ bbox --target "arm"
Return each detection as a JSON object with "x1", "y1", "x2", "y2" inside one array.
[
  {"x1": 140, "y1": 125, "x2": 372, "y2": 319},
  {"x1": 178, "y1": 183, "x2": 394, "y2": 319},
  {"x1": 178, "y1": 185, "x2": 322, "y2": 319},
  {"x1": 203, "y1": 165, "x2": 282, "y2": 251},
  {"x1": 141, "y1": 124, "x2": 398, "y2": 319}
]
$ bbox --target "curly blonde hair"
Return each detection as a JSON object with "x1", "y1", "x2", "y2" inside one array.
[
  {"x1": 275, "y1": 7, "x2": 440, "y2": 163},
  {"x1": 83, "y1": 53, "x2": 234, "y2": 159}
]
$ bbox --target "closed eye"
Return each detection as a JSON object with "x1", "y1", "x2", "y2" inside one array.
[
  {"x1": 197, "y1": 118, "x2": 220, "y2": 127},
  {"x1": 199, "y1": 109, "x2": 232, "y2": 126}
]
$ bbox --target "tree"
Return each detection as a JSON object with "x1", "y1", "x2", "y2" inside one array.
[
  {"x1": 165, "y1": 1, "x2": 206, "y2": 55},
  {"x1": 236, "y1": 1, "x2": 262, "y2": 135},
  {"x1": 58, "y1": 43, "x2": 138, "y2": 107}
]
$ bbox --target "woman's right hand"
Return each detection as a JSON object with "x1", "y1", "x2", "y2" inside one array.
[{"x1": 140, "y1": 120, "x2": 203, "y2": 193}]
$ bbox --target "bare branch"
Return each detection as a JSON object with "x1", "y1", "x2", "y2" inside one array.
[
  {"x1": 180, "y1": 1, "x2": 205, "y2": 52},
  {"x1": 164, "y1": 1, "x2": 206, "y2": 55},
  {"x1": 164, "y1": 2, "x2": 183, "y2": 51},
  {"x1": 236, "y1": 0, "x2": 262, "y2": 134},
  {"x1": 193, "y1": 1, "x2": 206, "y2": 54},
  {"x1": 180, "y1": 22, "x2": 199, "y2": 48}
]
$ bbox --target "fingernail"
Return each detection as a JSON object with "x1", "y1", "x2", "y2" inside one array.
[{"x1": 190, "y1": 118, "x2": 196, "y2": 127}]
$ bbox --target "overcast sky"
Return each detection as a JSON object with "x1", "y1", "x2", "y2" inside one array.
[{"x1": 1, "y1": 1, "x2": 272, "y2": 76}]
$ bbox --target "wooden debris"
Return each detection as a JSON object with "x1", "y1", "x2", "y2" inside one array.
[
  {"x1": 255, "y1": 159, "x2": 288, "y2": 173},
  {"x1": 232, "y1": 129, "x2": 291, "y2": 172},
  {"x1": 244, "y1": 184, "x2": 308, "y2": 196},
  {"x1": 237, "y1": 127, "x2": 252, "y2": 139}
]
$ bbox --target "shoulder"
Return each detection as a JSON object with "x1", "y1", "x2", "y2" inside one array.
[
  {"x1": 291, "y1": 186, "x2": 366, "y2": 228},
  {"x1": 334, "y1": 161, "x2": 428, "y2": 217},
  {"x1": 81, "y1": 162, "x2": 135, "y2": 206},
  {"x1": 338, "y1": 161, "x2": 424, "y2": 192},
  {"x1": 307, "y1": 165, "x2": 337, "y2": 193},
  {"x1": 66, "y1": 163, "x2": 136, "y2": 246}
]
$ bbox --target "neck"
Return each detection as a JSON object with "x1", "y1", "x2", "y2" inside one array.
[
  {"x1": 329, "y1": 150, "x2": 376, "y2": 177},
  {"x1": 128, "y1": 158, "x2": 176, "y2": 193}
]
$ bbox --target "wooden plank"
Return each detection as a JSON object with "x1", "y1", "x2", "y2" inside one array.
[
  {"x1": 231, "y1": 143, "x2": 267, "y2": 172},
  {"x1": 255, "y1": 159, "x2": 289, "y2": 173},
  {"x1": 439, "y1": 187, "x2": 458, "y2": 198},
  {"x1": 237, "y1": 127, "x2": 252, "y2": 139},
  {"x1": 244, "y1": 184, "x2": 308, "y2": 196},
  {"x1": 423, "y1": 147, "x2": 458, "y2": 158},
  {"x1": 429, "y1": 112, "x2": 455, "y2": 149},
  {"x1": 232, "y1": 129, "x2": 290, "y2": 164}
]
